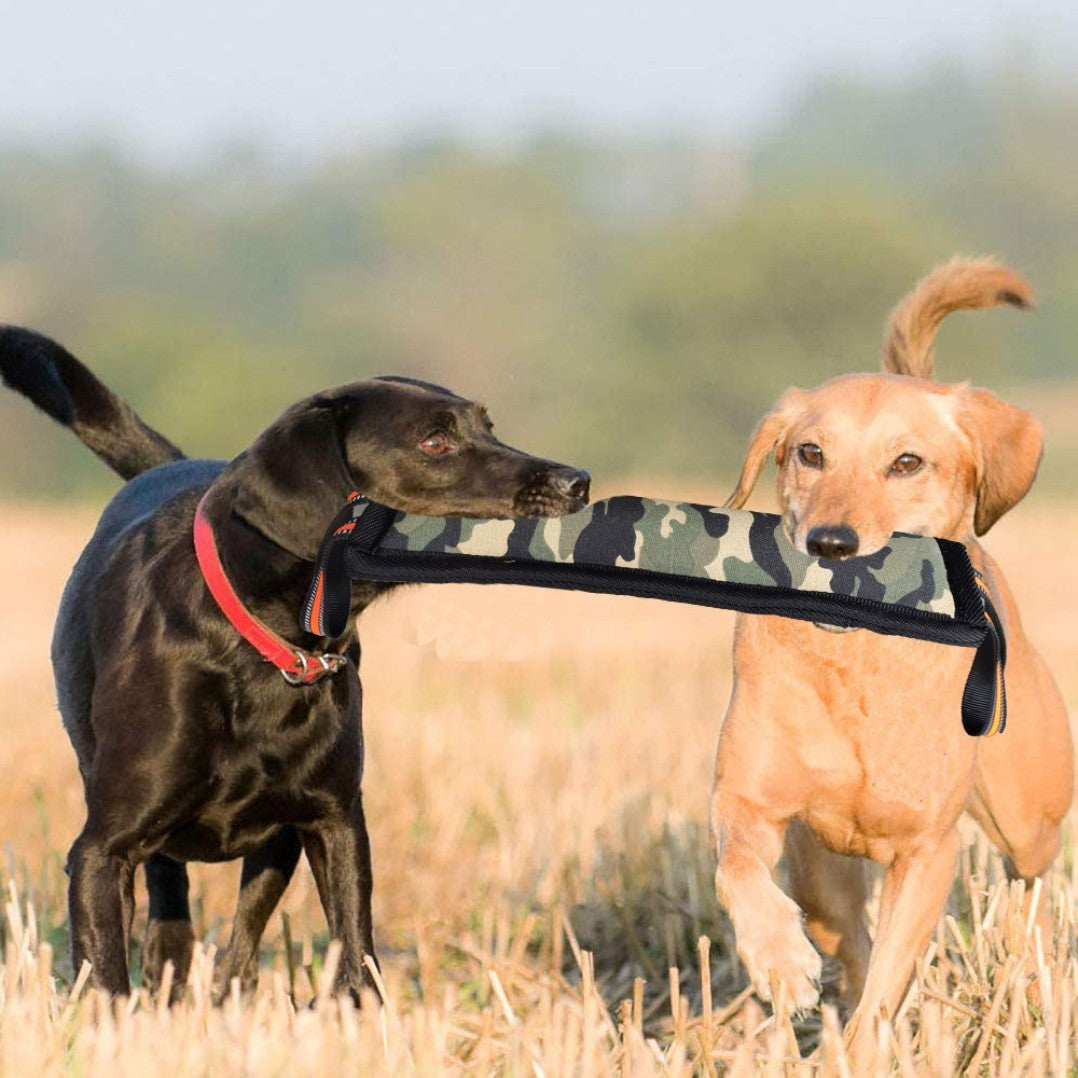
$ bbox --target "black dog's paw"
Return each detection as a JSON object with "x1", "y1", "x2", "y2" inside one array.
[{"x1": 141, "y1": 919, "x2": 195, "y2": 1003}]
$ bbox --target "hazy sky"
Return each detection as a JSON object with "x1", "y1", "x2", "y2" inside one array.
[{"x1": 2, "y1": 0, "x2": 1075, "y2": 160}]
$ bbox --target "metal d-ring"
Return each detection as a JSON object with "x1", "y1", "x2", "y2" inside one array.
[
  {"x1": 280, "y1": 651, "x2": 312, "y2": 685},
  {"x1": 280, "y1": 650, "x2": 347, "y2": 685}
]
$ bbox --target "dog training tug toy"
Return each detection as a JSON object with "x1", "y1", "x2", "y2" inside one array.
[{"x1": 302, "y1": 493, "x2": 1007, "y2": 737}]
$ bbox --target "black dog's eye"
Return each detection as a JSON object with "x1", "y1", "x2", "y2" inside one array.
[
  {"x1": 889, "y1": 453, "x2": 923, "y2": 476},
  {"x1": 419, "y1": 432, "x2": 454, "y2": 457},
  {"x1": 797, "y1": 443, "x2": 824, "y2": 469}
]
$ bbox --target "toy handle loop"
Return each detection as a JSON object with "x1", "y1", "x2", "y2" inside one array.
[{"x1": 961, "y1": 580, "x2": 1007, "y2": 736}]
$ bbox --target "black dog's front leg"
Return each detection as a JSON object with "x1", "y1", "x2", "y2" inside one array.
[
  {"x1": 301, "y1": 800, "x2": 377, "y2": 1000},
  {"x1": 142, "y1": 854, "x2": 195, "y2": 998},
  {"x1": 214, "y1": 827, "x2": 303, "y2": 1000},
  {"x1": 68, "y1": 831, "x2": 130, "y2": 994}
]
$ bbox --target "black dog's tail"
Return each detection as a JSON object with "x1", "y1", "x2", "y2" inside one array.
[{"x1": 0, "y1": 325, "x2": 185, "y2": 480}]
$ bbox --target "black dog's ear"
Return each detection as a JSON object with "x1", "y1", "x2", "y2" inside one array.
[{"x1": 231, "y1": 398, "x2": 357, "y2": 561}]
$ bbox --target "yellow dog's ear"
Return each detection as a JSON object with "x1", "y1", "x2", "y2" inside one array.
[
  {"x1": 957, "y1": 387, "x2": 1043, "y2": 535},
  {"x1": 724, "y1": 389, "x2": 804, "y2": 510}
]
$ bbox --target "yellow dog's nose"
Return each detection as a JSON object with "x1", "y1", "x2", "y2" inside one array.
[{"x1": 806, "y1": 524, "x2": 859, "y2": 560}]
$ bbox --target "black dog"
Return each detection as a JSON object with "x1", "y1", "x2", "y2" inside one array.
[{"x1": 0, "y1": 326, "x2": 589, "y2": 998}]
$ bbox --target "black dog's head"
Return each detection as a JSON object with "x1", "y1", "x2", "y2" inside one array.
[
  {"x1": 341, "y1": 376, "x2": 590, "y2": 519},
  {"x1": 230, "y1": 376, "x2": 590, "y2": 561}
]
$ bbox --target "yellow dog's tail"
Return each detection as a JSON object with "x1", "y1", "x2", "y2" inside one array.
[{"x1": 882, "y1": 256, "x2": 1034, "y2": 379}]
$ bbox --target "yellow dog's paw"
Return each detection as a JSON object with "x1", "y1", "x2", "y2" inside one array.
[{"x1": 737, "y1": 913, "x2": 822, "y2": 1012}]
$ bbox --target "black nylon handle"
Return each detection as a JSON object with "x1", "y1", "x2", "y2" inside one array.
[
  {"x1": 301, "y1": 496, "x2": 400, "y2": 638},
  {"x1": 961, "y1": 587, "x2": 1007, "y2": 736}
]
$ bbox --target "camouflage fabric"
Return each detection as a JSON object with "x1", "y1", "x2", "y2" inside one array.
[
  {"x1": 377, "y1": 495, "x2": 956, "y2": 616},
  {"x1": 304, "y1": 493, "x2": 1006, "y2": 736}
]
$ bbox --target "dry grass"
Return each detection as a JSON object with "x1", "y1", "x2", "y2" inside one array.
[{"x1": 2, "y1": 491, "x2": 1077, "y2": 1075}]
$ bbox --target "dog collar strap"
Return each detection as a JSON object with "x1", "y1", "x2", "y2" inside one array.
[
  {"x1": 193, "y1": 492, "x2": 347, "y2": 686},
  {"x1": 303, "y1": 493, "x2": 1009, "y2": 736}
]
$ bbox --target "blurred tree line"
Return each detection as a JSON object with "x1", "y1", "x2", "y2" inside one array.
[{"x1": 1, "y1": 63, "x2": 1076, "y2": 499}]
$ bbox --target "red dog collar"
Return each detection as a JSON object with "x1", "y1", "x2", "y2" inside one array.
[{"x1": 193, "y1": 492, "x2": 347, "y2": 686}]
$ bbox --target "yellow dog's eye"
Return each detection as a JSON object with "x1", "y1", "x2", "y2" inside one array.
[
  {"x1": 890, "y1": 453, "x2": 923, "y2": 475},
  {"x1": 797, "y1": 443, "x2": 824, "y2": 468}
]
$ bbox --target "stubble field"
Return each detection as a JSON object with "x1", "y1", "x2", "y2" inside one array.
[{"x1": 1, "y1": 490, "x2": 1077, "y2": 1074}]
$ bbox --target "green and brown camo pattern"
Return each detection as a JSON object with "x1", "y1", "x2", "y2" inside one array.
[{"x1": 376, "y1": 496, "x2": 956, "y2": 615}]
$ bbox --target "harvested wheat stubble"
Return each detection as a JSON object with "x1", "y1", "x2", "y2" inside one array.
[
  {"x1": 3, "y1": 853, "x2": 1078, "y2": 1075},
  {"x1": 1, "y1": 498, "x2": 1076, "y2": 1073}
]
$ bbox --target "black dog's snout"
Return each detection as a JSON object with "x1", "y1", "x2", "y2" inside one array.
[
  {"x1": 549, "y1": 467, "x2": 591, "y2": 503},
  {"x1": 806, "y1": 524, "x2": 859, "y2": 560}
]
